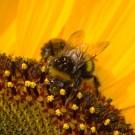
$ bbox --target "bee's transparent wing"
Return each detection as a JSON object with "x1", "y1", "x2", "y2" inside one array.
[
  {"x1": 67, "y1": 30, "x2": 85, "y2": 47},
  {"x1": 61, "y1": 30, "x2": 85, "y2": 55},
  {"x1": 73, "y1": 41, "x2": 109, "y2": 72},
  {"x1": 61, "y1": 30, "x2": 109, "y2": 72},
  {"x1": 86, "y1": 41, "x2": 110, "y2": 58}
]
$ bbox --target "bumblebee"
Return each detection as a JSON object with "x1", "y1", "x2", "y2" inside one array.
[
  {"x1": 40, "y1": 38, "x2": 65, "y2": 62},
  {"x1": 41, "y1": 30, "x2": 109, "y2": 95}
]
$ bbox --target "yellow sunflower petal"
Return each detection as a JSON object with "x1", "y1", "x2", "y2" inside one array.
[
  {"x1": 122, "y1": 106, "x2": 135, "y2": 129},
  {"x1": 15, "y1": 0, "x2": 74, "y2": 59},
  {"x1": 0, "y1": 0, "x2": 135, "y2": 131},
  {"x1": 0, "y1": 0, "x2": 19, "y2": 35}
]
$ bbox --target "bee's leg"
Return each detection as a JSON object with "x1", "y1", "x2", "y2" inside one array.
[
  {"x1": 73, "y1": 72, "x2": 82, "y2": 90},
  {"x1": 74, "y1": 78, "x2": 82, "y2": 89},
  {"x1": 90, "y1": 75, "x2": 100, "y2": 87},
  {"x1": 82, "y1": 71, "x2": 100, "y2": 96},
  {"x1": 89, "y1": 74, "x2": 100, "y2": 97}
]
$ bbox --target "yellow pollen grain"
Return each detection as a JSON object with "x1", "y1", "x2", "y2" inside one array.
[
  {"x1": 14, "y1": 95, "x2": 20, "y2": 100},
  {"x1": 91, "y1": 126, "x2": 96, "y2": 133},
  {"x1": 77, "y1": 92, "x2": 83, "y2": 99},
  {"x1": 25, "y1": 80, "x2": 31, "y2": 87},
  {"x1": 0, "y1": 89, "x2": 5, "y2": 95},
  {"x1": 30, "y1": 82, "x2": 36, "y2": 88},
  {"x1": 26, "y1": 96, "x2": 32, "y2": 102},
  {"x1": 47, "y1": 95, "x2": 54, "y2": 102},
  {"x1": 22, "y1": 63, "x2": 28, "y2": 69},
  {"x1": 4, "y1": 70, "x2": 10, "y2": 77},
  {"x1": 104, "y1": 119, "x2": 110, "y2": 125},
  {"x1": 89, "y1": 107, "x2": 95, "y2": 114},
  {"x1": 72, "y1": 104, "x2": 79, "y2": 110},
  {"x1": 11, "y1": 56, "x2": 16, "y2": 62},
  {"x1": 113, "y1": 130, "x2": 120, "y2": 135},
  {"x1": 44, "y1": 78, "x2": 50, "y2": 85},
  {"x1": 55, "y1": 109, "x2": 62, "y2": 116},
  {"x1": 60, "y1": 89, "x2": 66, "y2": 95},
  {"x1": 41, "y1": 66, "x2": 46, "y2": 72},
  {"x1": 37, "y1": 96, "x2": 44, "y2": 102},
  {"x1": 70, "y1": 83, "x2": 74, "y2": 87},
  {"x1": 7, "y1": 82, "x2": 14, "y2": 87},
  {"x1": 79, "y1": 123, "x2": 85, "y2": 130},
  {"x1": 63, "y1": 123, "x2": 69, "y2": 130},
  {"x1": 23, "y1": 57, "x2": 28, "y2": 62}
]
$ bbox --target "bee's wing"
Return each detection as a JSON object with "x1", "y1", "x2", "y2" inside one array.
[
  {"x1": 67, "y1": 30, "x2": 85, "y2": 47},
  {"x1": 61, "y1": 30, "x2": 109, "y2": 71},
  {"x1": 73, "y1": 41, "x2": 109, "y2": 71},
  {"x1": 85, "y1": 41, "x2": 110, "y2": 59},
  {"x1": 61, "y1": 30, "x2": 85, "y2": 55}
]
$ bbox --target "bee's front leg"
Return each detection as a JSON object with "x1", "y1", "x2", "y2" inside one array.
[
  {"x1": 89, "y1": 74, "x2": 100, "y2": 88},
  {"x1": 88, "y1": 74, "x2": 100, "y2": 97},
  {"x1": 73, "y1": 71, "x2": 82, "y2": 90}
]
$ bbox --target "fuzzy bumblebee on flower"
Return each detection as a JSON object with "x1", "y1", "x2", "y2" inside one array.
[{"x1": 0, "y1": 31, "x2": 134, "y2": 135}]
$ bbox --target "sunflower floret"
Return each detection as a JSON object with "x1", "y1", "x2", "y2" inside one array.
[{"x1": 0, "y1": 53, "x2": 134, "y2": 135}]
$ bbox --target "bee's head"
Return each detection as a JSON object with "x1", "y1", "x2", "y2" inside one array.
[
  {"x1": 40, "y1": 38, "x2": 65, "y2": 61},
  {"x1": 52, "y1": 56, "x2": 75, "y2": 74}
]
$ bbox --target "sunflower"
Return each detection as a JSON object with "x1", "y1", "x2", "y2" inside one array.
[{"x1": 0, "y1": 0, "x2": 135, "y2": 134}]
